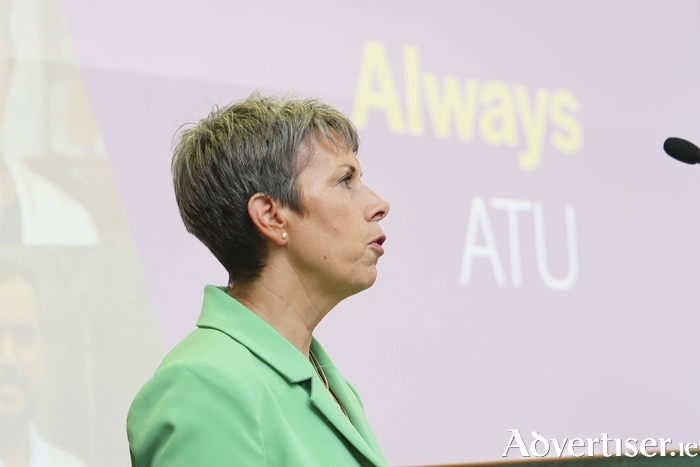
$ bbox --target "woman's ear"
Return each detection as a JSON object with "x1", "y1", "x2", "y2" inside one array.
[{"x1": 247, "y1": 193, "x2": 289, "y2": 246}]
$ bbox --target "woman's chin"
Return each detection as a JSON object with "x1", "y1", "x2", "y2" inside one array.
[{"x1": 342, "y1": 271, "x2": 379, "y2": 298}]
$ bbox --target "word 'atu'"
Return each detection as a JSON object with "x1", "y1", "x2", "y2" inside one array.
[{"x1": 460, "y1": 197, "x2": 578, "y2": 291}]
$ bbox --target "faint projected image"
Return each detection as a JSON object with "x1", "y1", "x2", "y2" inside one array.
[
  {"x1": 0, "y1": 0, "x2": 99, "y2": 246},
  {"x1": 0, "y1": 258, "x2": 86, "y2": 467},
  {"x1": 0, "y1": 0, "x2": 165, "y2": 463},
  {"x1": 0, "y1": 156, "x2": 100, "y2": 245}
]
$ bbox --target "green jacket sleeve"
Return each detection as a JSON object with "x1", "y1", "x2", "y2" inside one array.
[{"x1": 127, "y1": 360, "x2": 265, "y2": 466}]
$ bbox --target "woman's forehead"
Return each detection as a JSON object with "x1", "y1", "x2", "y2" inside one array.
[{"x1": 304, "y1": 135, "x2": 360, "y2": 172}]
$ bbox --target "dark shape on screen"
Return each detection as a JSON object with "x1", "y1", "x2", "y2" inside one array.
[{"x1": 663, "y1": 137, "x2": 700, "y2": 165}]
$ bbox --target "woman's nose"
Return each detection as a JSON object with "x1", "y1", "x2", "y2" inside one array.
[{"x1": 366, "y1": 190, "x2": 390, "y2": 222}]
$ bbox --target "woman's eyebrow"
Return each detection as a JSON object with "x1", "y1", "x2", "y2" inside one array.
[{"x1": 336, "y1": 164, "x2": 357, "y2": 174}]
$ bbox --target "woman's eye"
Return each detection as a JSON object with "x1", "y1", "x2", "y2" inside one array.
[{"x1": 340, "y1": 175, "x2": 351, "y2": 186}]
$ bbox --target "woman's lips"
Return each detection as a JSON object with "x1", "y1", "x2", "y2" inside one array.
[{"x1": 369, "y1": 235, "x2": 386, "y2": 255}]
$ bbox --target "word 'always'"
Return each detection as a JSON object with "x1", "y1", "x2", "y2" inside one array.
[{"x1": 352, "y1": 40, "x2": 584, "y2": 171}]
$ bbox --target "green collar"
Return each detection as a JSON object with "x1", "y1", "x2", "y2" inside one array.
[
  {"x1": 196, "y1": 285, "x2": 314, "y2": 383},
  {"x1": 195, "y1": 285, "x2": 386, "y2": 466}
]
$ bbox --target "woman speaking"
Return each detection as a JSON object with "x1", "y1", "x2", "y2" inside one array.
[{"x1": 127, "y1": 94, "x2": 390, "y2": 466}]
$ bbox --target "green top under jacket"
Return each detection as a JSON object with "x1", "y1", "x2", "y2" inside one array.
[{"x1": 127, "y1": 285, "x2": 388, "y2": 466}]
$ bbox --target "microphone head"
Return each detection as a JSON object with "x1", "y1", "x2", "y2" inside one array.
[{"x1": 663, "y1": 137, "x2": 700, "y2": 165}]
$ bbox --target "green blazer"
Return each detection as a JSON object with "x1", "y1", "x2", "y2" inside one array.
[{"x1": 127, "y1": 286, "x2": 388, "y2": 466}]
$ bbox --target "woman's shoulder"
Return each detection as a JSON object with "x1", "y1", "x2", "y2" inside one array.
[
  {"x1": 151, "y1": 328, "x2": 264, "y2": 393},
  {"x1": 127, "y1": 327, "x2": 266, "y2": 424},
  {"x1": 126, "y1": 328, "x2": 270, "y2": 464},
  {"x1": 159, "y1": 326, "x2": 258, "y2": 373},
  {"x1": 132, "y1": 327, "x2": 266, "y2": 407}
]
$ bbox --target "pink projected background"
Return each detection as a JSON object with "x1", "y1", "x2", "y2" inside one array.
[{"x1": 2, "y1": 1, "x2": 699, "y2": 466}]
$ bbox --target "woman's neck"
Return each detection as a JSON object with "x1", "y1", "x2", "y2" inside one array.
[{"x1": 229, "y1": 264, "x2": 339, "y2": 357}]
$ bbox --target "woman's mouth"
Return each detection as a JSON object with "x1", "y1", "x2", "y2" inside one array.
[{"x1": 369, "y1": 235, "x2": 386, "y2": 254}]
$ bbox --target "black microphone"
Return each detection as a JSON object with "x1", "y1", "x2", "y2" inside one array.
[{"x1": 663, "y1": 137, "x2": 700, "y2": 165}]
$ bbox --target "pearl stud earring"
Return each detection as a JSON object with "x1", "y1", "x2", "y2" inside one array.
[{"x1": 281, "y1": 232, "x2": 288, "y2": 239}]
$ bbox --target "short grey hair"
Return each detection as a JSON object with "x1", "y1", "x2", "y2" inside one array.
[{"x1": 172, "y1": 93, "x2": 359, "y2": 283}]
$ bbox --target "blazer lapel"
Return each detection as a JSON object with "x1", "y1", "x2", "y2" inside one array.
[
  {"x1": 310, "y1": 340, "x2": 387, "y2": 467},
  {"x1": 197, "y1": 286, "x2": 313, "y2": 383},
  {"x1": 309, "y1": 376, "x2": 384, "y2": 467},
  {"x1": 197, "y1": 287, "x2": 386, "y2": 466},
  {"x1": 323, "y1": 365, "x2": 386, "y2": 465}
]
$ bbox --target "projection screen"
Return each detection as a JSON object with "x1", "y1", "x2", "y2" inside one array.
[{"x1": 1, "y1": 0, "x2": 699, "y2": 465}]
